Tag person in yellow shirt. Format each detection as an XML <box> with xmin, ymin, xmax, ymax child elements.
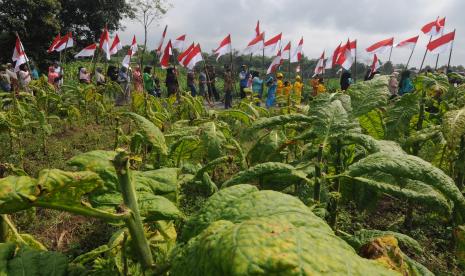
<box><xmin>293</xmin><ymin>75</ymin><xmax>303</xmax><ymax>105</ymax></box>
<box><xmin>283</xmin><ymin>80</ymin><xmax>292</xmax><ymax>96</ymax></box>
<box><xmin>276</xmin><ymin>72</ymin><xmax>284</xmax><ymax>96</ymax></box>
<box><xmin>317</xmin><ymin>77</ymin><xmax>326</xmax><ymax>95</ymax></box>
<box><xmin>310</xmin><ymin>75</ymin><xmax>320</xmax><ymax>97</ymax></box>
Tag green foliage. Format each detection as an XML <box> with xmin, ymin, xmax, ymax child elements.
<box><xmin>172</xmin><ymin>185</ymin><xmax>397</xmax><ymax>275</ymax></box>
<box><xmin>442</xmin><ymin>107</ymin><xmax>465</xmax><ymax>149</ymax></box>
<box><xmin>385</xmin><ymin>93</ymin><xmax>419</xmax><ymax>141</ymax></box>
<box><xmin>122</xmin><ymin>112</ymin><xmax>168</xmax><ymax>155</ymax></box>
<box><xmin>347</xmin><ymin>76</ymin><xmax>390</xmax><ymax>118</ymax></box>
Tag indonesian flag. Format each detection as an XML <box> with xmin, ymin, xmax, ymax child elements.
<box><xmin>349</xmin><ymin>40</ymin><xmax>357</xmax><ymax>57</ymax></box>
<box><xmin>267</xmin><ymin>49</ymin><xmax>283</xmax><ymax>75</ymax></box>
<box><xmin>122</xmin><ymin>36</ymin><xmax>137</xmax><ymax>68</ymax></box>
<box><xmin>243</xmin><ymin>32</ymin><xmax>264</xmax><ymax>55</ymax></box>
<box><xmin>395</xmin><ymin>35</ymin><xmax>419</xmax><ymax>50</ymax></box>
<box><xmin>47</xmin><ymin>34</ymin><xmax>61</xmax><ymax>53</ymax></box>
<box><xmin>263</xmin><ymin>33</ymin><xmax>282</xmax><ymax>56</ymax></box>
<box><xmin>160</xmin><ymin>40</ymin><xmax>173</xmax><ymax>69</ymax></box>
<box><xmin>427</xmin><ymin>30</ymin><xmax>455</xmax><ymax>54</ymax></box>
<box><xmin>156</xmin><ymin>25</ymin><xmax>168</xmax><ymax>53</ymax></box>
<box><xmin>370</xmin><ymin>54</ymin><xmax>382</xmax><ymax>74</ymax></box>
<box><xmin>99</xmin><ymin>27</ymin><xmax>111</xmax><ymax>60</ymax></box>
<box><xmin>281</xmin><ymin>42</ymin><xmax>291</xmax><ymax>60</ymax></box>
<box><xmin>110</xmin><ymin>34</ymin><xmax>123</xmax><ymax>55</ymax></box>
<box><xmin>314</xmin><ymin>51</ymin><xmax>325</xmax><ymax>75</ymax></box>
<box><xmin>337</xmin><ymin>39</ymin><xmax>355</xmax><ymax>70</ymax></box>
<box><xmin>178</xmin><ymin>42</ymin><xmax>195</xmax><ymax>65</ymax></box>
<box><xmin>214</xmin><ymin>34</ymin><xmax>231</xmax><ymax>61</ymax></box>
<box><xmin>12</xmin><ymin>36</ymin><xmax>28</xmax><ymax>72</ymax></box>
<box><xmin>290</xmin><ymin>37</ymin><xmax>304</xmax><ymax>63</ymax></box>
<box><xmin>183</xmin><ymin>44</ymin><xmax>203</xmax><ymax>70</ymax></box>
<box><xmin>54</xmin><ymin>32</ymin><xmax>74</xmax><ymax>52</ymax></box>
<box><xmin>421</xmin><ymin>17</ymin><xmax>446</xmax><ymax>37</ymax></box>
<box><xmin>366</xmin><ymin>37</ymin><xmax>394</xmax><ymax>54</ymax></box>
<box><xmin>325</xmin><ymin>43</ymin><xmax>342</xmax><ymax>69</ymax></box>
<box><xmin>172</xmin><ymin>34</ymin><xmax>186</xmax><ymax>51</ymax></box>
<box><xmin>74</xmin><ymin>43</ymin><xmax>97</xmax><ymax>58</ymax></box>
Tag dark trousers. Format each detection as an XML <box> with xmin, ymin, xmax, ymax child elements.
<box><xmin>208</xmin><ymin>84</ymin><xmax>220</xmax><ymax>101</ymax></box>
<box><xmin>188</xmin><ymin>84</ymin><xmax>196</xmax><ymax>97</ymax></box>
<box><xmin>225</xmin><ymin>90</ymin><xmax>232</xmax><ymax>109</ymax></box>
<box><xmin>240</xmin><ymin>86</ymin><xmax>246</xmax><ymax>99</ymax></box>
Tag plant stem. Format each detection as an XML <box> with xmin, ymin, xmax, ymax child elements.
<box><xmin>413</xmin><ymin>89</ymin><xmax>427</xmax><ymax>155</ymax></box>
<box><xmin>113</xmin><ymin>150</ymin><xmax>154</xmax><ymax>269</ymax></box>
<box><xmin>314</xmin><ymin>144</ymin><xmax>324</xmax><ymax>202</ymax></box>
<box><xmin>329</xmin><ymin>140</ymin><xmax>342</xmax><ymax>229</ymax></box>
<box><xmin>0</xmin><ymin>215</ymin><xmax>8</xmax><ymax>242</ymax></box>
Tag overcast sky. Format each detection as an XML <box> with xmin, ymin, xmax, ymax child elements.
<box><xmin>119</xmin><ymin>0</ymin><xmax>464</xmax><ymax>68</ymax></box>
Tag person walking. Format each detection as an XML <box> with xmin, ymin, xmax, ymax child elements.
<box><xmin>223</xmin><ymin>65</ymin><xmax>234</xmax><ymax>109</ymax></box>
<box><xmin>0</xmin><ymin>65</ymin><xmax>11</xmax><ymax>92</ymax></box>
<box><xmin>132</xmin><ymin>66</ymin><xmax>143</xmax><ymax>92</ymax></box>
<box><xmin>165</xmin><ymin>67</ymin><xmax>179</xmax><ymax>97</ymax></box>
<box><xmin>265</xmin><ymin>76</ymin><xmax>277</xmax><ymax>108</ymax></box>
<box><xmin>388</xmin><ymin>72</ymin><xmax>399</xmax><ymax>98</ymax></box>
<box><xmin>239</xmin><ymin>65</ymin><xmax>249</xmax><ymax>99</ymax></box>
<box><xmin>143</xmin><ymin>66</ymin><xmax>156</xmax><ymax>97</ymax></box>
<box><xmin>293</xmin><ymin>75</ymin><xmax>304</xmax><ymax>105</ymax></box>
<box><xmin>398</xmin><ymin>70</ymin><xmax>414</xmax><ymax>95</ymax></box>
<box><xmin>207</xmin><ymin>65</ymin><xmax>219</xmax><ymax>101</ymax></box>
<box><xmin>117</xmin><ymin>66</ymin><xmax>131</xmax><ymax>105</ymax></box>
<box><xmin>187</xmin><ymin>69</ymin><xmax>197</xmax><ymax>97</ymax></box>
<box><xmin>251</xmin><ymin>71</ymin><xmax>263</xmax><ymax>104</ymax></box>
<box><xmin>199</xmin><ymin>70</ymin><xmax>207</xmax><ymax>98</ymax></box>
<box><xmin>18</xmin><ymin>64</ymin><xmax>32</xmax><ymax>92</ymax></box>
<box><xmin>6</xmin><ymin>63</ymin><xmax>18</xmax><ymax>92</ymax></box>
<box><xmin>340</xmin><ymin>70</ymin><xmax>352</xmax><ymax>91</ymax></box>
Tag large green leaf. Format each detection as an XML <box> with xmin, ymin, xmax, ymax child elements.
<box><xmin>347</xmin><ymin>76</ymin><xmax>390</xmax><ymax>117</ymax></box>
<box><xmin>247</xmin><ymin>130</ymin><xmax>286</xmax><ymax>165</ymax></box>
<box><xmin>6</xmin><ymin>246</ymin><xmax>69</xmax><ymax>276</ymax></box>
<box><xmin>442</xmin><ymin>107</ymin><xmax>465</xmax><ymax>149</ymax></box>
<box><xmin>123</xmin><ymin>112</ymin><xmax>168</xmax><ymax>155</ymax></box>
<box><xmin>0</xmin><ymin>243</ymin><xmax>16</xmax><ymax>275</ymax></box>
<box><xmin>385</xmin><ymin>93</ymin><xmax>419</xmax><ymax>141</ymax></box>
<box><xmin>358</xmin><ymin>109</ymin><xmax>385</xmax><ymax>139</ymax></box>
<box><xmin>250</xmin><ymin>114</ymin><xmax>313</xmax><ymax>130</ymax></box>
<box><xmin>199</xmin><ymin>122</ymin><xmax>227</xmax><ymax>160</ymax></box>
<box><xmin>222</xmin><ymin>162</ymin><xmax>310</xmax><ymax>189</ymax></box>
<box><xmin>137</xmin><ymin>192</ymin><xmax>183</xmax><ymax>222</ymax></box>
<box><xmin>173</xmin><ymin>185</ymin><xmax>397</xmax><ymax>276</ymax></box>
<box><xmin>0</xmin><ymin>176</ymin><xmax>38</xmax><ymax>213</ymax></box>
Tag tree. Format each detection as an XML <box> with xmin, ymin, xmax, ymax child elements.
<box><xmin>59</xmin><ymin>0</ymin><xmax>135</xmax><ymax>44</ymax></box>
<box><xmin>0</xmin><ymin>0</ymin><xmax>61</xmax><ymax>69</ymax></box>
<box><xmin>130</xmin><ymin>0</ymin><xmax>170</xmax><ymax>67</ymax></box>
<box><xmin>383</xmin><ymin>61</ymin><xmax>394</xmax><ymax>75</ymax></box>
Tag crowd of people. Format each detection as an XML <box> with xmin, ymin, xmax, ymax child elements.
<box><xmin>0</xmin><ymin>60</ymin><xmax>418</xmax><ymax>109</ymax></box>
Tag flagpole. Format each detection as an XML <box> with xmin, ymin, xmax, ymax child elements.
<box><xmin>405</xmin><ymin>43</ymin><xmax>416</xmax><ymax>69</ymax></box>
<box><xmin>61</xmin><ymin>33</ymin><xmax>70</xmax><ymax>74</ymax></box>
<box><xmin>434</xmin><ymin>54</ymin><xmax>440</xmax><ymax>71</ymax></box>
<box><xmin>447</xmin><ymin>29</ymin><xmax>456</xmax><ymax>73</ymax></box>
<box><xmin>202</xmin><ymin>54</ymin><xmax>213</xmax><ymax>106</ymax></box>
<box><xmin>288</xmin><ymin>44</ymin><xmax>291</xmax><ymax>79</ymax></box>
<box><xmin>419</xmin><ymin>35</ymin><xmax>433</xmax><ymax>72</ymax></box>
<box><xmin>353</xmin><ymin>42</ymin><xmax>357</xmax><ymax>83</ymax></box>
<box><xmin>388</xmin><ymin>46</ymin><xmax>393</xmax><ymax>63</ymax></box>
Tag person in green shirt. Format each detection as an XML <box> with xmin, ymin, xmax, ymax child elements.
<box><xmin>143</xmin><ymin>66</ymin><xmax>158</xmax><ymax>97</ymax></box>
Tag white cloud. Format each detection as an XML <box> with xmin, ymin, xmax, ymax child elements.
<box><xmin>118</xmin><ymin>0</ymin><xmax>464</xmax><ymax>68</ymax></box>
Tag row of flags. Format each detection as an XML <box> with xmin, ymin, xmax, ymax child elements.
<box><xmin>11</xmin><ymin>17</ymin><xmax>457</xmax><ymax>74</ymax></box>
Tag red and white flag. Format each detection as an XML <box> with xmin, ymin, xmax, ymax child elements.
<box><xmin>74</xmin><ymin>43</ymin><xmax>97</xmax><ymax>58</ymax></box>
<box><xmin>172</xmin><ymin>34</ymin><xmax>186</xmax><ymax>51</ymax></box>
<box><xmin>427</xmin><ymin>30</ymin><xmax>455</xmax><ymax>54</ymax></box>
<box><xmin>122</xmin><ymin>36</ymin><xmax>137</xmax><ymax>68</ymax></box>
<box><xmin>421</xmin><ymin>17</ymin><xmax>446</xmax><ymax>37</ymax></box>
<box><xmin>47</xmin><ymin>34</ymin><xmax>61</xmax><ymax>53</ymax></box>
<box><xmin>370</xmin><ymin>54</ymin><xmax>382</xmax><ymax>74</ymax></box>
<box><xmin>263</xmin><ymin>33</ymin><xmax>282</xmax><ymax>56</ymax></box>
<box><xmin>159</xmin><ymin>40</ymin><xmax>173</xmax><ymax>69</ymax></box>
<box><xmin>243</xmin><ymin>32</ymin><xmax>264</xmax><ymax>55</ymax></box>
<box><xmin>281</xmin><ymin>42</ymin><xmax>291</xmax><ymax>60</ymax></box>
<box><xmin>156</xmin><ymin>25</ymin><xmax>168</xmax><ymax>53</ymax></box>
<box><xmin>366</xmin><ymin>37</ymin><xmax>394</xmax><ymax>54</ymax></box>
<box><xmin>99</xmin><ymin>27</ymin><xmax>111</xmax><ymax>60</ymax></box>
<box><xmin>54</xmin><ymin>32</ymin><xmax>74</xmax><ymax>52</ymax></box>
<box><xmin>337</xmin><ymin>39</ymin><xmax>355</xmax><ymax>70</ymax></box>
<box><xmin>12</xmin><ymin>36</ymin><xmax>28</xmax><ymax>72</ymax></box>
<box><xmin>314</xmin><ymin>51</ymin><xmax>325</xmax><ymax>75</ymax></box>
<box><xmin>395</xmin><ymin>35</ymin><xmax>419</xmax><ymax>50</ymax></box>
<box><xmin>178</xmin><ymin>43</ymin><xmax>195</xmax><ymax>65</ymax></box>
<box><xmin>349</xmin><ymin>40</ymin><xmax>357</xmax><ymax>57</ymax></box>
<box><xmin>110</xmin><ymin>34</ymin><xmax>123</xmax><ymax>55</ymax></box>
<box><xmin>183</xmin><ymin>44</ymin><xmax>203</xmax><ymax>70</ymax></box>
<box><xmin>290</xmin><ymin>37</ymin><xmax>304</xmax><ymax>63</ymax></box>
<box><xmin>325</xmin><ymin>43</ymin><xmax>342</xmax><ymax>69</ymax></box>
<box><xmin>214</xmin><ymin>34</ymin><xmax>232</xmax><ymax>61</ymax></box>
<box><xmin>267</xmin><ymin>49</ymin><xmax>283</xmax><ymax>75</ymax></box>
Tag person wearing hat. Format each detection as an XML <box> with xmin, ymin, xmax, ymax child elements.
<box><xmin>276</xmin><ymin>72</ymin><xmax>284</xmax><ymax>97</ymax></box>
<box><xmin>388</xmin><ymin>72</ymin><xmax>399</xmax><ymax>98</ymax></box>
<box><xmin>239</xmin><ymin>65</ymin><xmax>250</xmax><ymax>99</ymax></box>
<box><xmin>293</xmin><ymin>75</ymin><xmax>304</xmax><ymax>105</ymax></box>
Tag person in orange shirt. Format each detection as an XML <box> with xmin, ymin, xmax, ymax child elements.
<box><xmin>276</xmin><ymin>72</ymin><xmax>284</xmax><ymax>96</ymax></box>
<box><xmin>293</xmin><ymin>75</ymin><xmax>303</xmax><ymax>105</ymax></box>
<box><xmin>316</xmin><ymin>77</ymin><xmax>326</xmax><ymax>95</ymax></box>
<box><xmin>310</xmin><ymin>75</ymin><xmax>320</xmax><ymax>97</ymax></box>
